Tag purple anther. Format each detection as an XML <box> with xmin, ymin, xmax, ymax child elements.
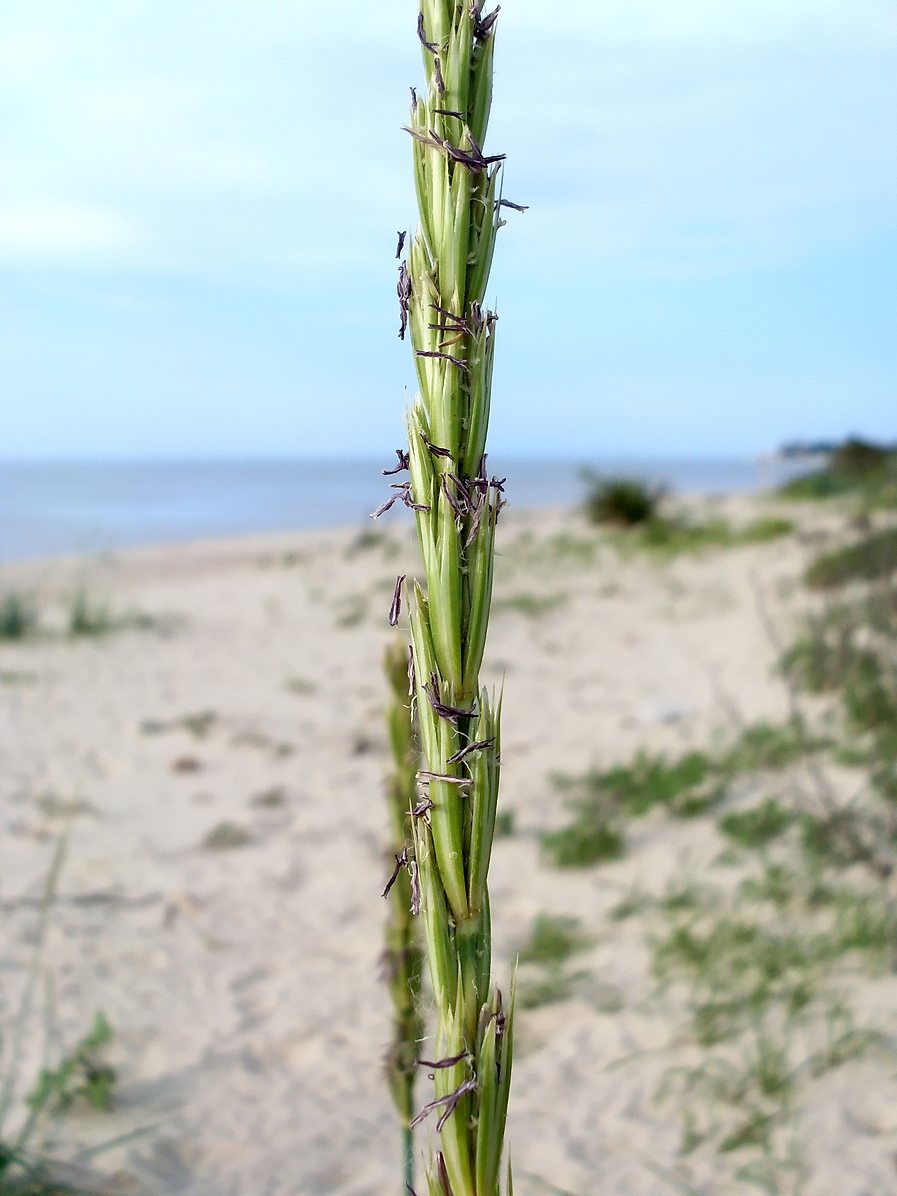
<box><xmin>388</xmin><ymin>575</ymin><xmax>405</xmax><ymax>627</ymax></box>
<box><xmin>371</xmin><ymin>492</ymin><xmax>401</xmax><ymax>520</ymax></box>
<box><xmin>421</xmin><ymin>433</ymin><xmax>453</xmax><ymax>459</ymax></box>
<box><xmin>423</xmin><ymin>675</ymin><xmax>477</xmax><ymax>721</ymax></box>
<box><xmin>397</xmin><ymin>260</ymin><xmax>412</xmax><ymax>340</ymax></box>
<box><xmin>382</xmin><ymin>847</ymin><xmax>409</xmax><ymax>898</ymax></box>
<box><xmin>417</xmin><ymin>12</ymin><xmax>438</xmax><ymax>52</ymax></box>
<box><xmin>446</xmin><ymin>738</ymin><xmax>496</xmax><ymax>764</ymax></box>
<box><xmin>441</xmin><ymin>476</ymin><xmax>468</xmax><ymax>521</ymax></box>
<box><xmin>415</xmin><ymin>350</ymin><xmax>469</xmax><ymax>372</ymax></box>
<box><xmin>382</xmin><ymin>449</ymin><xmax>410</xmax><ymax>476</ymax></box>
<box><xmin>474</xmin><ymin>5</ymin><xmax>501</xmax><ymax>38</ymax></box>
<box><xmin>416</xmin><ymin>1051</ymin><xmax>469</xmax><ymax>1069</ymax></box>
<box><xmin>409</xmin><ymin>1079</ymin><xmax>477</xmax><ymax>1131</ymax></box>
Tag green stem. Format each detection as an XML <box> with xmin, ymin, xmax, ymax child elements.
<box><xmin>404</xmin><ymin>1122</ymin><xmax>415</xmax><ymax>1195</ymax></box>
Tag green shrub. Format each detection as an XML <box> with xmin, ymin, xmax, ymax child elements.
<box><xmin>0</xmin><ymin>594</ymin><xmax>36</xmax><ymax>640</ymax></box>
<box><xmin>779</xmin><ymin>438</ymin><xmax>897</xmax><ymax>504</ymax></box>
<box><xmin>68</xmin><ymin>592</ymin><xmax>115</xmax><ymax>637</ymax></box>
<box><xmin>582</xmin><ymin>474</ymin><xmax>661</xmax><ymax>527</ymax></box>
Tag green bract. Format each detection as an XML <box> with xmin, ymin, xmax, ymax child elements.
<box><xmin>381</xmin><ymin>3</ymin><xmax>516</xmax><ymax>1193</ymax></box>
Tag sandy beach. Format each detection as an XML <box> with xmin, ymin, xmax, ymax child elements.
<box><xmin>2</xmin><ymin>493</ymin><xmax>896</xmax><ymax>1196</ymax></box>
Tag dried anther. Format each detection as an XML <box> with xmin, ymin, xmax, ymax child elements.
<box><xmin>388</xmin><ymin>575</ymin><xmax>405</xmax><ymax>627</ymax></box>
<box><xmin>417</xmin><ymin>1051</ymin><xmax>470</xmax><ymax>1069</ymax></box>
<box><xmin>371</xmin><ymin>493</ymin><xmax>401</xmax><ymax>519</ymax></box>
<box><xmin>410</xmin><ymin>1079</ymin><xmax>478</xmax><ymax>1131</ymax></box>
<box><xmin>441</xmin><ymin>475</ymin><xmax>467</xmax><ymax>521</ymax></box>
<box><xmin>411</xmin><ymin>797</ymin><xmax>435</xmax><ymax>817</ymax></box>
<box><xmin>418</xmin><ymin>771</ymin><xmax>473</xmax><ymax>787</ymax></box>
<box><xmin>417</xmin><ymin>12</ymin><xmax>438</xmax><ymax>52</ymax></box>
<box><xmin>432</xmin><ymin>109</ymin><xmax>464</xmax><ymax>118</ymax></box>
<box><xmin>424</xmin><ymin>674</ymin><xmax>477</xmax><ymax>722</ymax></box>
<box><xmin>397</xmin><ymin>261</ymin><xmax>412</xmax><ymax>340</ymax></box>
<box><xmin>433</xmin><ymin>55</ymin><xmax>446</xmax><ymax>96</ymax></box>
<box><xmin>431</xmin><ymin>303</ymin><xmax>468</xmax><ymax>328</ymax></box>
<box><xmin>447</xmin><ymin>738</ymin><xmax>496</xmax><ymax>763</ymax></box>
<box><xmin>382</xmin><ymin>449</ymin><xmax>410</xmax><ymax>476</ymax></box>
<box><xmin>448</xmin><ymin>473</ymin><xmax>474</xmax><ymax>509</ymax></box>
<box><xmin>498</xmin><ymin>198</ymin><xmax>528</xmax><ymax>212</ymax></box>
<box><xmin>473</xmin><ymin>3</ymin><xmax>501</xmax><ymax>39</ymax></box>
<box><xmin>395</xmin><ymin>230</ymin><xmax>407</xmax><ymax>258</ymax></box>
<box><xmin>415</xmin><ymin>349</ymin><xmax>469</xmax><ymax>372</ymax></box>
<box><xmin>372</xmin><ymin>482</ymin><xmax>430</xmax><ymax>518</ymax></box>
<box><xmin>382</xmin><ymin>846</ymin><xmax>409</xmax><ymax>898</ymax></box>
<box><xmin>402</xmin><ymin>126</ymin><xmax>505</xmax><ymax>174</ymax></box>
<box><xmin>420</xmin><ymin>433</ymin><xmax>453</xmax><ymax>459</ymax></box>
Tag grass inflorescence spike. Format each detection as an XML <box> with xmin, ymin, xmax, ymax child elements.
<box><xmin>376</xmin><ymin>4</ymin><xmax>521</xmax><ymax>1193</ymax></box>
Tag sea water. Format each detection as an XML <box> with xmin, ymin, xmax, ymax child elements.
<box><xmin>0</xmin><ymin>457</ymin><xmax>809</xmax><ymax>562</ymax></box>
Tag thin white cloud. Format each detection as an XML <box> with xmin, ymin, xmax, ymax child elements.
<box><xmin>0</xmin><ymin>203</ymin><xmax>133</xmax><ymax>257</ymax></box>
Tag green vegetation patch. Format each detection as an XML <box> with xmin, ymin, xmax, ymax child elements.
<box><xmin>0</xmin><ymin>593</ymin><xmax>37</xmax><ymax>641</ymax></box>
<box><xmin>517</xmin><ymin>914</ymin><xmax>591</xmax><ymax>1009</ymax></box>
<box><xmin>778</xmin><ymin>437</ymin><xmax>897</xmax><ymax>506</ymax></box>
<box><xmin>492</xmin><ymin>591</ymin><xmax>568</xmax><ymax>618</ymax></box>
<box><xmin>805</xmin><ymin>528</ymin><xmax>897</xmax><ymax>589</ymax></box>
<box><xmin>518</xmin><ymin>914</ymin><xmax>590</xmax><ymax>967</ymax></box>
<box><xmin>580</xmin><ymin>470</ymin><xmax>792</xmax><ymax>557</ymax></box>
<box><xmin>582</xmin><ymin>474</ymin><xmax>661</xmax><ymax>527</ymax></box>
<box><xmin>542</xmin><ymin>721</ymin><xmax>809</xmax><ymax>868</ymax></box>
<box><xmin>629</xmin><ymin>516</ymin><xmax>792</xmax><ymax>556</ymax></box>
<box><xmin>719</xmin><ymin>800</ymin><xmax>795</xmax><ymax>849</ymax></box>
<box><xmin>26</xmin><ymin>1014</ymin><xmax>116</xmax><ymax>1114</ymax></box>
<box><xmin>541</xmin><ymin>820</ymin><xmax>624</xmax><ymax>868</ymax></box>
<box><xmin>202</xmin><ymin>821</ymin><xmax>252</xmax><ymax>850</ymax></box>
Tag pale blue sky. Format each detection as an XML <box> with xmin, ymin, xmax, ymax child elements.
<box><xmin>1</xmin><ymin>0</ymin><xmax>895</xmax><ymax>460</ymax></box>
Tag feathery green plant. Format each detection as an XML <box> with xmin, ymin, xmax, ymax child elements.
<box><xmin>383</xmin><ymin>640</ymin><xmax>425</xmax><ymax>1192</ymax></box>
<box><xmin>377</xmin><ymin>4</ymin><xmax>517</xmax><ymax>1192</ymax></box>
